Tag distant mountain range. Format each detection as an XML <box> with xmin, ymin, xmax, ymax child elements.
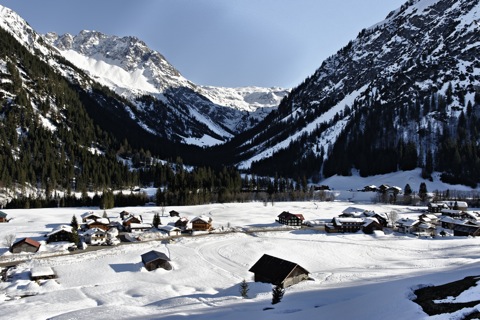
<box><xmin>1</xmin><ymin>0</ymin><xmax>480</xmax><ymax>189</ymax></box>
<box><xmin>45</xmin><ymin>30</ymin><xmax>288</xmax><ymax>146</ymax></box>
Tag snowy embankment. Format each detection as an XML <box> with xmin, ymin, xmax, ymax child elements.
<box><xmin>0</xmin><ymin>201</ymin><xmax>479</xmax><ymax>319</ymax></box>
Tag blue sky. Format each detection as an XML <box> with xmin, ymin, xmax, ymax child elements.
<box><xmin>1</xmin><ymin>0</ymin><xmax>406</xmax><ymax>88</ymax></box>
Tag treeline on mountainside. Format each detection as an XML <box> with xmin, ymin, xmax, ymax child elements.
<box><xmin>0</xmin><ymin>27</ymin><xmax>142</xmax><ymax>194</ymax></box>
<box><xmin>323</xmin><ymin>85</ymin><xmax>480</xmax><ymax>188</ymax></box>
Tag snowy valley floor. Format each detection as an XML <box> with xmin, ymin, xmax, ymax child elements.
<box><xmin>0</xmin><ymin>201</ymin><xmax>479</xmax><ymax>319</ymax></box>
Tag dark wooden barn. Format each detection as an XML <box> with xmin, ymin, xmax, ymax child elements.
<box><xmin>276</xmin><ymin>211</ymin><xmax>305</xmax><ymax>226</ymax></box>
<box><xmin>452</xmin><ymin>224</ymin><xmax>480</xmax><ymax>237</ymax></box>
<box><xmin>11</xmin><ymin>237</ymin><xmax>41</xmax><ymax>253</ymax></box>
<box><xmin>249</xmin><ymin>254</ymin><xmax>309</xmax><ymax>288</ymax></box>
<box><xmin>141</xmin><ymin>250</ymin><xmax>172</xmax><ymax>271</ymax></box>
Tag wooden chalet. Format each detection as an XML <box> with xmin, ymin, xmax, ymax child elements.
<box><xmin>158</xmin><ymin>225</ymin><xmax>181</xmax><ymax>236</ymax></box>
<box><xmin>0</xmin><ymin>211</ymin><xmax>8</xmax><ymax>222</ymax></box>
<box><xmin>191</xmin><ymin>215</ymin><xmax>212</xmax><ymax>231</ymax></box>
<box><xmin>169</xmin><ymin>210</ymin><xmax>180</xmax><ymax>217</ymax></box>
<box><xmin>276</xmin><ymin>211</ymin><xmax>305</xmax><ymax>226</ymax></box>
<box><xmin>395</xmin><ymin>218</ymin><xmax>421</xmax><ymax>234</ymax></box>
<box><xmin>363</xmin><ymin>211</ymin><xmax>388</xmax><ymax>227</ymax></box>
<box><xmin>81</xmin><ymin>211</ymin><xmax>103</xmax><ymax>223</ymax></box>
<box><xmin>123</xmin><ymin>215</ymin><xmax>142</xmax><ymax>230</ymax></box>
<box><xmin>428</xmin><ymin>202</ymin><xmax>449</xmax><ymax>214</ymax></box>
<box><xmin>46</xmin><ymin>225</ymin><xmax>74</xmax><ymax>243</ymax></box>
<box><xmin>129</xmin><ymin>223</ymin><xmax>152</xmax><ymax>232</ymax></box>
<box><xmin>249</xmin><ymin>254</ymin><xmax>309</xmax><ymax>288</ymax></box>
<box><xmin>443</xmin><ymin>201</ymin><xmax>468</xmax><ymax>211</ymax></box>
<box><xmin>30</xmin><ymin>267</ymin><xmax>56</xmax><ymax>281</ymax></box>
<box><xmin>83</xmin><ymin>228</ymin><xmax>107</xmax><ymax>245</ymax></box>
<box><xmin>461</xmin><ymin>211</ymin><xmax>480</xmax><ymax>223</ymax></box>
<box><xmin>141</xmin><ymin>250</ymin><xmax>172</xmax><ymax>271</ymax></box>
<box><xmin>11</xmin><ymin>237</ymin><xmax>41</xmax><ymax>253</ymax></box>
<box><xmin>325</xmin><ymin>217</ymin><xmax>365</xmax><ymax>233</ymax></box>
<box><xmin>174</xmin><ymin>217</ymin><xmax>189</xmax><ymax>229</ymax></box>
<box><xmin>452</xmin><ymin>222</ymin><xmax>480</xmax><ymax>237</ymax></box>
<box><xmin>362</xmin><ymin>219</ymin><xmax>384</xmax><ymax>234</ymax></box>
<box><xmin>86</xmin><ymin>218</ymin><xmax>110</xmax><ymax>231</ymax></box>
<box><xmin>340</xmin><ymin>207</ymin><xmax>365</xmax><ymax>217</ymax></box>
<box><xmin>419</xmin><ymin>213</ymin><xmax>439</xmax><ymax>225</ymax></box>
<box><xmin>358</xmin><ymin>185</ymin><xmax>378</xmax><ymax>192</ymax></box>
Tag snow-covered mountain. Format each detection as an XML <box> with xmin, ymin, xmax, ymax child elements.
<box><xmin>44</xmin><ymin>31</ymin><xmax>288</xmax><ymax>145</ymax></box>
<box><xmin>230</xmin><ymin>0</ymin><xmax>480</xmax><ymax>185</ymax></box>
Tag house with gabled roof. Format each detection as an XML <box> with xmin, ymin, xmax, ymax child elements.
<box><xmin>141</xmin><ymin>250</ymin><xmax>172</xmax><ymax>271</ymax></box>
<box><xmin>11</xmin><ymin>237</ymin><xmax>41</xmax><ymax>253</ymax></box>
<box><xmin>276</xmin><ymin>211</ymin><xmax>304</xmax><ymax>226</ymax></box>
<box><xmin>191</xmin><ymin>215</ymin><xmax>212</xmax><ymax>231</ymax></box>
<box><xmin>451</xmin><ymin>221</ymin><xmax>480</xmax><ymax>237</ymax></box>
<box><xmin>86</xmin><ymin>218</ymin><xmax>110</xmax><ymax>231</ymax></box>
<box><xmin>81</xmin><ymin>211</ymin><xmax>102</xmax><ymax>223</ymax></box>
<box><xmin>158</xmin><ymin>225</ymin><xmax>181</xmax><ymax>236</ymax></box>
<box><xmin>83</xmin><ymin>228</ymin><xmax>107</xmax><ymax>245</ymax></box>
<box><xmin>395</xmin><ymin>218</ymin><xmax>421</xmax><ymax>234</ymax></box>
<box><xmin>123</xmin><ymin>215</ymin><xmax>142</xmax><ymax>231</ymax></box>
<box><xmin>46</xmin><ymin>225</ymin><xmax>74</xmax><ymax>243</ymax></box>
<box><xmin>129</xmin><ymin>223</ymin><xmax>152</xmax><ymax>232</ymax></box>
<box><xmin>249</xmin><ymin>254</ymin><xmax>309</xmax><ymax>288</ymax></box>
<box><xmin>175</xmin><ymin>217</ymin><xmax>189</xmax><ymax>230</ymax></box>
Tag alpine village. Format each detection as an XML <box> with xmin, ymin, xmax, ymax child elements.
<box><xmin>1</xmin><ymin>1</ymin><xmax>480</xmax><ymax>319</ymax></box>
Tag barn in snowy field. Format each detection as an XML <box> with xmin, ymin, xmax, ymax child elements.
<box><xmin>141</xmin><ymin>250</ymin><xmax>172</xmax><ymax>271</ymax></box>
<box><xmin>11</xmin><ymin>237</ymin><xmax>41</xmax><ymax>253</ymax></box>
<box><xmin>249</xmin><ymin>254</ymin><xmax>309</xmax><ymax>288</ymax></box>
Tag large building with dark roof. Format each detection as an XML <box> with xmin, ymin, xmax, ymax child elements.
<box><xmin>249</xmin><ymin>254</ymin><xmax>309</xmax><ymax>288</ymax></box>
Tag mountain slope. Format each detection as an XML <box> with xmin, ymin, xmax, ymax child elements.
<box><xmin>227</xmin><ymin>0</ymin><xmax>480</xmax><ymax>185</ymax></box>
<box><xmin>45</xmin><ymin>31</ymin><xmax>288</xmax><ymax>146</ymax></box>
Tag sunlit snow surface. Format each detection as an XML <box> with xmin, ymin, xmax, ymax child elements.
<box><xmin>1</xmin><ymin>171</ymin><xmax>480</xmax><ymax>320</ymax></box>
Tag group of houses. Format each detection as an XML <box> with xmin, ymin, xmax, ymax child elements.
<box><xmin>396</xmin><ymin>200</ymin><xmax>480</xmax><ymax>237</ymax></box>
<box><xmin>275</xmin><ymin>208</ymin><xmax>387</xmax><ymax>235</ymax></box>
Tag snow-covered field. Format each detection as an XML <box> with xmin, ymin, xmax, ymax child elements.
<box><xmin>0</xmin><ymin>199</ymin><xmax>479</xmax><ymax>319</ymax></box>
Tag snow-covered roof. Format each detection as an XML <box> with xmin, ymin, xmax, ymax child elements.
<box><xmin>31</xmin><ymin>266</ymin><xmax>55</xmax><ymax>278</ymax></box>
<box><xmin>334</xmin><ymin>217</ymin><xmax>365</xmax><ymax>225</ymax></box>
<box><xmin>130</xmin><ymin>223</ymin><xmax>152</xmax><ymax>229</ymax></box>
<box><xmin>81</xmin><ymin>211</ymin><xmax>102</xmax><ymax>219</ymax></box>
<box><xmin>396</xmin><ymin>218</ymin><xmax>420</xmax><ymax>227</ymax></box>
<box><xmin>87</xmin><ymin>218</ymin><xmax>110</xmax><ymax>225</ymax></box>
<box><xmin>83</xmin><ymin>228</ymin><xmax>106</xmax><ymax>236</ymax></box>
<box><xmin>13</xmin><ymin>237</ymin><xmax>41</xmax><ymax>248</ymax></box>
<box><xmin>342</xmin><ymin>207</ymin><xmax>365</xmax><ymax>215</ymax></box>
<box><xmin>47</xmin><ymin>225</ymin><xmax>73</xmax><ymax>237</ymax></box>
<box><xmin>158</xmin><ymin>225</ymin><xmax>181</xmax><ymax>232</ymax></box>
<box><xmin>191</xmin><ymin>215</ymin><xmax>212</xmax><ymax>223</ymax></box>
<box><xmin>363</xmin><ymin>217</ymin><xmax>380</xmax><ymax>226</ymax></box>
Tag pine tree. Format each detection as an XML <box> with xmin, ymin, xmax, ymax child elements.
<box><xmin>419</xmin><ymin>182</ymin><xmax>428</xmax><ymax>202</ymax></box>
<box><xmin>152</xmin><ymin>213</ymin><xmax>161</xmax><ymax>228</ymax></box>
<box><xmin>271</xmin><ymin>285</ymin><xmax>285</xmax><ymax>305</ymax></box>
<box><xmin>70</xmin><ymin>215</ymin><xmax>79</xmax><ymax>231</ymax></box>
<box><xmin>239</xmin><ymin>279</ymin><xmax>249</xmax><ymax>299</ymax></box>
